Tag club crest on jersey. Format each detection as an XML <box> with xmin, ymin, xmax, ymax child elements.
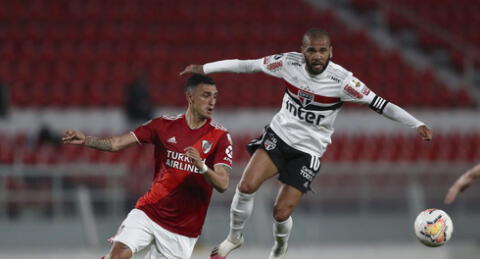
<box><xmin>202</xmin><ymin>140</ymin><xmax>212</xmax><ymax>154</ymax></box>
<box><xmin>298</xmin><ymin>90</ymin><xmax>314</xmax><ymax>106</ymax></box>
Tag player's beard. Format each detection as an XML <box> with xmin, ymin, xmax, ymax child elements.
<box><xmin>306</xmin><ymin>55</ymin><xmax>331</xmax><ymax>75</ymax></box>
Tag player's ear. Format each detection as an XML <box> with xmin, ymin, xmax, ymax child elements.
<box><xmin>329</xmin><ymin>46</ymin><xmax>333</xmax><ymax>58</ymax></box>
<box><xmin>186</xmin><ymin>90</ymin><xmax>193</xmax><ymax>104</ymax></box>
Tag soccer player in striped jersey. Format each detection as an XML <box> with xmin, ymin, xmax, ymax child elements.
<box><xmin>62</xmin><ymin>74</ymin><xmax>233</xmax><ymax>259</ymax></box>
<box><xmin>181</xmin><ymin>28</ymin><xmax>432</xmax><ymax>259</ymax></box>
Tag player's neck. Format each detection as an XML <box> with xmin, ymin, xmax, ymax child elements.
<box><xmin>185</xmin><ymin>109</ymin><xmax>207</xmax><ymax>130</ymax></box>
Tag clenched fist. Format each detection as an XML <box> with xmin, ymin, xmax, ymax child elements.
<box><xmin>62</xmin><ymin>130</ymin><xmax>86</xmax><ymax>145</ymax></box>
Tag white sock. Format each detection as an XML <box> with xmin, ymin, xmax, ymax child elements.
<box><xmin>228</xmin><ymin>187</ymin><xmax>255</xmax><ymax>241</ymax></box>
<box><xmin>273</xmin><ymin>216</ymin><xmax>293</xmax><ymax>249</ymax></box>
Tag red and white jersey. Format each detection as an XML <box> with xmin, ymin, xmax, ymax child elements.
<box><xmin>258</xmin><ymin>52</ymin><xmax>380</xmax><ymax>157</ymax></box>
<box><xmin>131</xmin><ymin>114</ymin><xmax>233</xmax><ymax>237</ymax></box>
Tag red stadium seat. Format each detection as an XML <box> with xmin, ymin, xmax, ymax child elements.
<box><xmin>0</xmin><ymin>0</ymin><xmax>475</xmax><ymax>108</ymax></box>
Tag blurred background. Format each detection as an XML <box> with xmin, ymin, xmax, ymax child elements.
<box><xmin>0</xmin><ymin>0</ymin><xmax>479</xmax><ymax>258</ymax></box>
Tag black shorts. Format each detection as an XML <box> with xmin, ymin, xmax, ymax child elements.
<box><xmin>247</xmin><ymin>126</ymin><xmax>321</xmax><ymax>193</ymax></box>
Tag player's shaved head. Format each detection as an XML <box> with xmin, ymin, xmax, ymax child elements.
<box><xmin>302</xmin><ymin>28</ymin><xmax>331</xmax><ymax>47</ymax></box>
<box><xmin>185</xmin><ymin>74</ymin><xmax>215</xmax><ymax>93</ymax></box>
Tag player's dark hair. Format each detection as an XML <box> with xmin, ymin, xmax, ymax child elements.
<box><xmin>303</xmin><ymin>28</ymin><xmax>331</xmax><ymax>46</ymax></box>
<box><xmin>185</xmin><ymin>74</ymin><xmax>215</xmax><ymax>92</ymax></box>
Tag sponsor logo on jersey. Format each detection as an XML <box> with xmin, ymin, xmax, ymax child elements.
<box><xmin>344</xmin><ymin>85</ymin><xmax>363</xmax><ymax>99</ymax></box>
<box><xmin>285</xmin><ymin>99</ymin><xmax>325</xmax><ymax>125</ymax></box>
<box><xmin>225</xmin><ymin>145</ymin><xmax>233</xmax><ymax>159</ymax></box>
<box><xmin>165</xmin><ymin>150</ymin><xmax>202</xmax><ymax>174</ymax></box>
<box><xmin>330</xmin><ymin>76</ymin><xmax>341</xmax><ymax>83</ymax></box>
<box><xmin>267</xmin><ymin>61</ymin><xmax>283</xmax><ymax>71</ymax></box>
<box><xmin>202</xmin><ymin>140</ymin><xmax>212</xmax><ymax>154</ymax></box>
<box><xmin>223</xmin><ymin>145</ymin><xmax>233</xmax><ymax>164</ymax></box>
<box><xmin>288</xmin><ymin>61</ymin><xmax>302</xmax><ymax>67</ymax></box>
<box><xmin>298</xmin><ymin>90</ymin><xmax>314</xmax><ymax>106</ymax></box>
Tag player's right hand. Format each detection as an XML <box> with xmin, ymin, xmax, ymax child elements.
<box><xmin>416</xmin><ymin>125</ymin><xmax>432</xmax><ymax>141</ymax></box>
<box><xmin>179</xmin><ymin>64</ymin><xmax>205</xmax><ymax>75</ymax></box>
<box><xmin>62</xmin><ymin>130</ymin><xmax>86</xmax><ymax>145</ymax></box>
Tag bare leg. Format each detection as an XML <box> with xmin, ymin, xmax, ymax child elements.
<box><xmin>238</xmin><ymin>148</ymin><xmax>279</xmax><ymax>194</ymax></box>
<box><xmin>269</xmin><ymin>184</ymin><xmax>304</xmax><ymax>259</ymax></box>
<box><xmin>272</xmin><ymin>184</ymin><xmax>303</xmax><ymax>221</ymax></box>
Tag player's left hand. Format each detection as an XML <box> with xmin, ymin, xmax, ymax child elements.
<box><xmin>416</xmin><ymin>125</ymin><xmax>432</xmax><ymax>141</ymax></box>
<box><xmin>184</xmin><ymin>146</ymin><xmax>204</xmax><ymax>169</ymax></box>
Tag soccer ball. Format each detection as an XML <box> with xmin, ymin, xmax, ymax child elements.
<box><xmin>414</xmin><ymin>208</ymin><xmax>453</xmax><ymax>247</ymax></box>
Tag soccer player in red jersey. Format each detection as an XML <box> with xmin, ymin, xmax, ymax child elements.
<box><xmin>62</xmin><ymin>74</ymin><xmax>234</xmax><ymax>259</ymax></box>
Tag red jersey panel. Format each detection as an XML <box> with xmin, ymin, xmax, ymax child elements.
<box><xmin>131</xmin><ymin>114</ymin><xmax>233</xmax><ymax>237</ymax></box>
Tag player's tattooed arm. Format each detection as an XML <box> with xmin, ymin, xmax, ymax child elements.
<box><xmin>62</xmin><ymin>130</ymin><xmax>139</xmax><ymax>152</ymax></box>
<box><xmin>221</xmin><ymin>165</ymin><xmax>232</xmax><ymax>175</ymax></box>
<box><xmin>84</xmin><ymin>136</ymin><xmax>114</xmax><ymax>151</ymax></box>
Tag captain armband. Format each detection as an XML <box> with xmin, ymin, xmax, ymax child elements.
<box><xmin>369</xmin><ymin>95</ymin><xmax>389</xmax><ymax>114</ymax></box>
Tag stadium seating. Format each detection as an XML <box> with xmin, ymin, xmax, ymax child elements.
<box><xmin>1</xmin><ymin>131</ymin><xmax>479</xmax><ymax>166</ymax></box>
<box><xmin>352</xmin><ymin>0</ymin><xmax>480</xmax><ymax>71</ymax></box>
<box><xmin>2</xmin><ymin>131</ymin><xmax>479</xmax><ymax>195</ymax></box>
<box><xmin>0</xmin><ymin>0</ymin><xmax>475</xmax><ymax>108</ymax></box>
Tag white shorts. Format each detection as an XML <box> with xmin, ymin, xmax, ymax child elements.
<box><xmin>112</xmin><ymin>209</ymin><xmax>198</xmax><ymax>259</ymax></box>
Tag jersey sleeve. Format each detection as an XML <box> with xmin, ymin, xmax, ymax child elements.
<box><xmin>211</xmin><ymin>132</ymin><xmax>233</xmax><ymax>169</ymax></box>
<box><xmin>339</xmin><ymin>76</ymin><xmax>389</xmax><ymax>114</ymax></box>
<box><xmin>132</xmin><ymin>119</ymin><xmax>160</xmax><ymax>144</ymax></box>
<box><xmin>257</xmin><ymin>53</ymin><xmax>289</xmax><ymax>79</ymax></box>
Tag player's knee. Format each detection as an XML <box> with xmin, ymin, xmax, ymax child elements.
<box><xmin>273</xmin><ymin>204</ymin><xmax>293</xmax><ymax>222</ymax></box>
<box><xmin>237</xmin><ymin>180</ymin><xmax>257</xmax><ymax>194</ymax></box>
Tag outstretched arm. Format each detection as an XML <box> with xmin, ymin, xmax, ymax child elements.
<box><xmin>365</xmin><ymin>94</ymin><xmax>432</xmax><ymax>141</ymax></box>
<box><xmin>379</xmin><ymin>102</ymin><xmax>433</xmax><ymax>141</ymax></box>
<box><xmin>444</xmin><ymin>163</ymin><xmax>480</xmax><ymax>204</ymax></box>
<box><xmin>184</xmin><ymin>146</ymin><xmax>230</xmax><ymax>193</ymax></box>
<box><xmin>180</xmin><ymin>59</ymin><xmax>262</xmax><ymax>75</ymax></box>
<box><xmin>62</xmin><ymin>130</ymin><xmax>139</xmax><ymax>152</ymax></box>
<box><xmin>341</xmin><ymin>77</ymin><xmax>432</xmax><ymax>141</ymax></box>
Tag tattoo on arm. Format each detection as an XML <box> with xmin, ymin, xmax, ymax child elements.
<box><xmin>222</xmin><ymin>165</ymin><xmax>232</xmax><ymax>175</ymax></box>
<box><xmin>84</xmin><ymin>136</ymin><xmax>114</xmax><ymax>151</ymax></box>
